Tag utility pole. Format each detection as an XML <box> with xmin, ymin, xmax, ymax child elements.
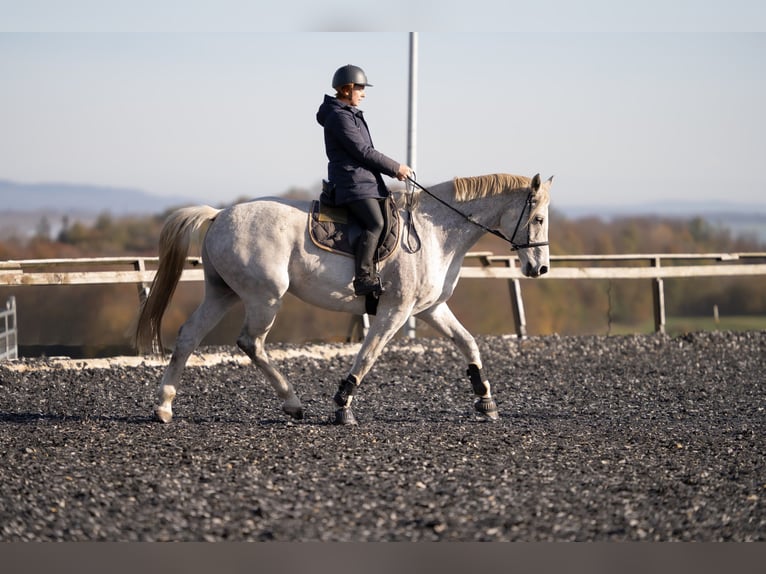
<box><xmin>404</xmin><ymin>32</ymin><xmax>419</xmax><ymax>338</ymax></box>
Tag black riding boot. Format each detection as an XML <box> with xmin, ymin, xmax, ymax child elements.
<box><xmin>353</xmin><ymin>228</ymin><xmax>384</xmax><ymax>297</ymax></box>
<box><xmin>346</xmin><ymin>198</ymin><xmax>386</xmax><ymax>297</ymax></box>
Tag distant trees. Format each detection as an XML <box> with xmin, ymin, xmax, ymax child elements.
<box><xmin>448</xmin><ymin>207</ymin><xmax>765</xmax><ymax>336</ymax></box>
<box><xmin>57</xmin><ymin>213</ymin><xmax>165</xmax><ymax>254</ymax></box>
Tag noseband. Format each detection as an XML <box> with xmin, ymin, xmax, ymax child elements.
<box><xmin>406</xmin><ymin>177</ymin><xmax>549</xmax><ymax>251</ymax></box>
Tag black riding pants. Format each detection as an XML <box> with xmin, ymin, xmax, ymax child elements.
<box><xmin>345</xmin><ymin>197</ymin><xmax>385</xmax><ymax>278</ymax></box>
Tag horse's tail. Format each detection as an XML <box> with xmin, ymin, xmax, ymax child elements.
<box><xmin>134</xmin><ymin>205</ymin><xmax>221</xmax><ymax>354</ymax></box>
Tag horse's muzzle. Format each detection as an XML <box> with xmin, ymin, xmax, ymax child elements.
<box><xmin>524</xmin><ymin>263</ymin><xmax>549</xmax><ymax>278</ymax></box>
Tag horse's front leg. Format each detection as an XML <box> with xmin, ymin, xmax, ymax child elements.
<box><xmin>416</xmin><ymin>302</ymin><xmax>499</xmax><ymax>421</ymax></box>
<box><xmin>332</xmin><ymin>307</ymin><xmax>412</xmax><ymax>425</ymax></box>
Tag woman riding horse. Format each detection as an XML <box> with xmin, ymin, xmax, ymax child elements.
<box><xmin>316</xmin><ymin>64</ymin><xmax>413</xmax><ymax>297</ymax></box>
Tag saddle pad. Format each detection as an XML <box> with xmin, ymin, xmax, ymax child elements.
<box><xmin>308</xmin><ymin>197</ymin><xmax>400</xmax><ymax>262</ymax></box>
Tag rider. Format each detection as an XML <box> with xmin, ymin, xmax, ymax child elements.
<box><xmin>316</xmin><ymin>64</ymin><xmax>413</xmax><ymax>297</ymax></box>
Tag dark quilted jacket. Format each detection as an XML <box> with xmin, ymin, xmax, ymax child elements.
<box><xmin>316</xmin><ymin>94</ymin><xmax>400</xmax><ymax>205</ymax></box>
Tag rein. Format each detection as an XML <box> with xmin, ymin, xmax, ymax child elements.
<box><xmin>405</xmin><ymin>177</ymin><xmax>549</xmax><ymax>251</ymax></box>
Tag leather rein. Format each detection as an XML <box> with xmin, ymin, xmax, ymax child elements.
<box><xmin>405</xmin><ymin>177</ymin><xmax>549</xmax><ymax>251</ymax></box>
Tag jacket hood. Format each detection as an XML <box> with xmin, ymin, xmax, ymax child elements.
<box><xmin>316</xmin><ymin>94</ymin><xmax>353</xmax><ymax>127</ymax></box>
<box><xmin>316</xmin><ymin>94</ymin><xmax>337</xmax><ymax>126</ymax></box>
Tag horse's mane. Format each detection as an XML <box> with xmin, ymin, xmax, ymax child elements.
<box><xmin>452</xmin><ymin>173</ymin><xmax>550</xmax><ymax>224</ymax></box>
<box><xmin>453</xmin><ymin>173</ymin><xmax>531</xmax><ymax>202</ymax></box>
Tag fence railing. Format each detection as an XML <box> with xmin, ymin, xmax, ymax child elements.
<box><xmin>1</xmin><ymin>252</ymin><xmax>765</xmax><ymax>353</ymax></box>
<box><xmin>0</xmin><ymin>295</ymin><xmax>18</xmax><ymax>360</ymax></box>
<box><xmin>0</xmin><ymin>256</ymin><xmax>203</xmax><ymax>285</ymax></box>
<box><xmin>460</xmin><ymin>251</ymin><xmax>766</xmax><ymax>336</ymax></box>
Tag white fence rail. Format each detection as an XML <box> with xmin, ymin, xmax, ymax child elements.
<box><xmin>1</xmin><ymin>252</ymin><xmax>765</xmax><ymax>354</ymax></box>
<box><xmin>0</xmin><ymin>295</ymin><xmax>18</xmax><ymax>360</ymax></box>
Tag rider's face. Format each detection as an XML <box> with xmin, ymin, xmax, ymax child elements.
<box><xmin>350</xmin><ymin>84</ymin><xmax>366</xmax><ymax>106</ymax></box>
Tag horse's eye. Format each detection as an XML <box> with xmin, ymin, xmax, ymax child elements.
<box><xmin>534</xmin><ymin>216</ymin><xmax>544</xmax><ymax>225</ymax></box>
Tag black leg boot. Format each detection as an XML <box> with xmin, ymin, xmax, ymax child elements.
<box><xmin>353</xmin><ymin>229</ymin><xmax>384</xmax><ymax>297</ymax></box>
<box><xmin>333</xmin><ymin>375</ymin><xmax>359</xmax><ymax>425</ymax></box>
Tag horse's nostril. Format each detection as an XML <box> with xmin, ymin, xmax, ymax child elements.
<box><xmin>524</xmin><ymin>263</ymin><xmax>548</xmax><ymax>277</ymax></box>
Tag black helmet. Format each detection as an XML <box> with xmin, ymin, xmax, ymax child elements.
<box><xmin>332</xmin><ymin>64</ymin><xmax>373</xmax><ymax>89</ymax></box>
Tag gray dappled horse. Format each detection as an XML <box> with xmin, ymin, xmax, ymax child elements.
<box><xmin>134</xmin><ymin>173</ymin><xmax>552</xmax><ymax>425</ymax></box>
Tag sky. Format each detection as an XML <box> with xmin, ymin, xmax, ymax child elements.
<box><xmin>1</xmin><ymin>2</ymin><xmax>766</xmax><ymax>212</ymax></box>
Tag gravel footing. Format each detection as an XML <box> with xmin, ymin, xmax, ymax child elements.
<box><xmin>1</xmin><ymin>331</ymin><xmax>764</xmax><ymax>541</ymax></box>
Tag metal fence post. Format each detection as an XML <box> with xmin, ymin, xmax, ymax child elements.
<box><xmin>1</xmin><ymin>295</ymin><xmax>18</xmax><ymax>360</ymax></box>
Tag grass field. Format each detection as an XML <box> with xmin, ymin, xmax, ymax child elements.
<box><xmin>610</xmin><ymin>315</ymin><xmax>766</xmax><ymax>336</ymax></box>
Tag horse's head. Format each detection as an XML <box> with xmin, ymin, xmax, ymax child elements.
<box><xmin>500</xmin><ymin>173</ymin><xmax>552</xmax><ymax>278</ymax></box>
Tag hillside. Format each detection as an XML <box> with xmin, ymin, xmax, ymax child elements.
<box><xmin>0</xmin><ymin>179</ymin><xmax>198</xmax><ymax>240</ymax></box>
<box><xmin>0</xmin><ymin>179</ymin><xmax>195</xmax><ymax>214</ymax></box>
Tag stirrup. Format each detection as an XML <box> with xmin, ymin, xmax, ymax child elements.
<box><xmin>353</xmin><ymin>276</ymin><xmax>385</xmax><ymax>297</ymax></box>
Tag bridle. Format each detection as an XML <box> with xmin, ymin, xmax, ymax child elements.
<box><xmin>405</xmin><ymin>176</ymin><xmax>549</xmax><ymax>251</ymax></box>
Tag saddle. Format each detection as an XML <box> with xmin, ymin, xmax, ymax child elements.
<box><xmin>308</xmin><ymin>195</ymin><xmax>400</xmax><ymax>262</ymax></box>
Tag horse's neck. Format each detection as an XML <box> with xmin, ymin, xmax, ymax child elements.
<box><xmin>415</xmin><ymin>184</ymin><xmax>496</xmax><ymax>256</ymax></box>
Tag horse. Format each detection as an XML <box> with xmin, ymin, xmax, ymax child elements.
<box><xmin>134</xmin><ymin>172</ymin><xmax>552</xmax><ymax>425</ymax></box>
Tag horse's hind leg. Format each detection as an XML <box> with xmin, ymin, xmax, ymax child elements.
<box><xmin>236</xmin><ymin>301</ymin><xmax>303</xmax><ymax>420</ymax></box>
<box><xmin>416</xmin><ymin>302</ymin><xmax>499</xmax><ymax>421</ymax></box>
<box><xmin>155</xmin><ymin>287</ymin><xmax>237</xmax><ymax>423</ymax></box>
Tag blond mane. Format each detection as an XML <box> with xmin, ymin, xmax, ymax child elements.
<box><xmin>453</xmin><ymin>173</ymin><xmax>531</xmax><ymax>202</ymax></box>
<box><xmin>452</xmin><ymin>173</ymin><xmax>550</xmax><ymax>225</ymax></box>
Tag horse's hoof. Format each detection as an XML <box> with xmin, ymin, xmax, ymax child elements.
<box><xmin>333</xmin><ymin>407</ymin><xmax>358</xmax><ymax>426</ymax></box>
<box><xmin>154</xmin><ymin>406</ymin><xmax>173</xmax><ymax>423</ymax></box>
<box><xmin>283</xmin><ymin>405</ymin><xmax>304</xmax><ymax>420</ymax></box>
<box><xmin>474</xmin><ymin>397</ymin><xmax>499</xmax><ymax>422</ymax></box>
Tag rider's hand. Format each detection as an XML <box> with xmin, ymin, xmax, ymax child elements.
<box><xmin>395</xmin><ymin>164</ymin><xmax>414</xmax><ymax>181</ymax></box>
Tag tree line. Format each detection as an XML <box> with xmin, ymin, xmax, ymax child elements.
<box><xmin>1</xmin><ymin>200</ymin><xmax>764</xmax><ymax>357</ymax></box>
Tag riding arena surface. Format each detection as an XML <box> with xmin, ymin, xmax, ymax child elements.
<box><xmin>0</xmin><ymin>331</ymin><xmax>763</xmax><ymax>541</ymax></box>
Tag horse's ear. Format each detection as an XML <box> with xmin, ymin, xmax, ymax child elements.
<box><xmin>546</xmin><ymin>175</ymin><xmax>554</xmax><ymax>184</ymax></box>
<box><xmin>531</xmin><ymin>173</ymin><xmax>541</xmax><ymax>191</ymax></box>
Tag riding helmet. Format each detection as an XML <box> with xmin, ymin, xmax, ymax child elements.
<box><xmin>332</xmin><ymin>65</ymin><xmax>373</xmax><ymax>89</ymax></box>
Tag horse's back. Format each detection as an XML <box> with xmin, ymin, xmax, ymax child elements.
<box><xmin>212</xmin><ymin>197</ymin><xmax>309</xmax><ymax>240</ymax></box>
<box><xmin>204</xmin><ymin>197</ymin><xmax>311</xmax><ymax>273</ymax></box>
